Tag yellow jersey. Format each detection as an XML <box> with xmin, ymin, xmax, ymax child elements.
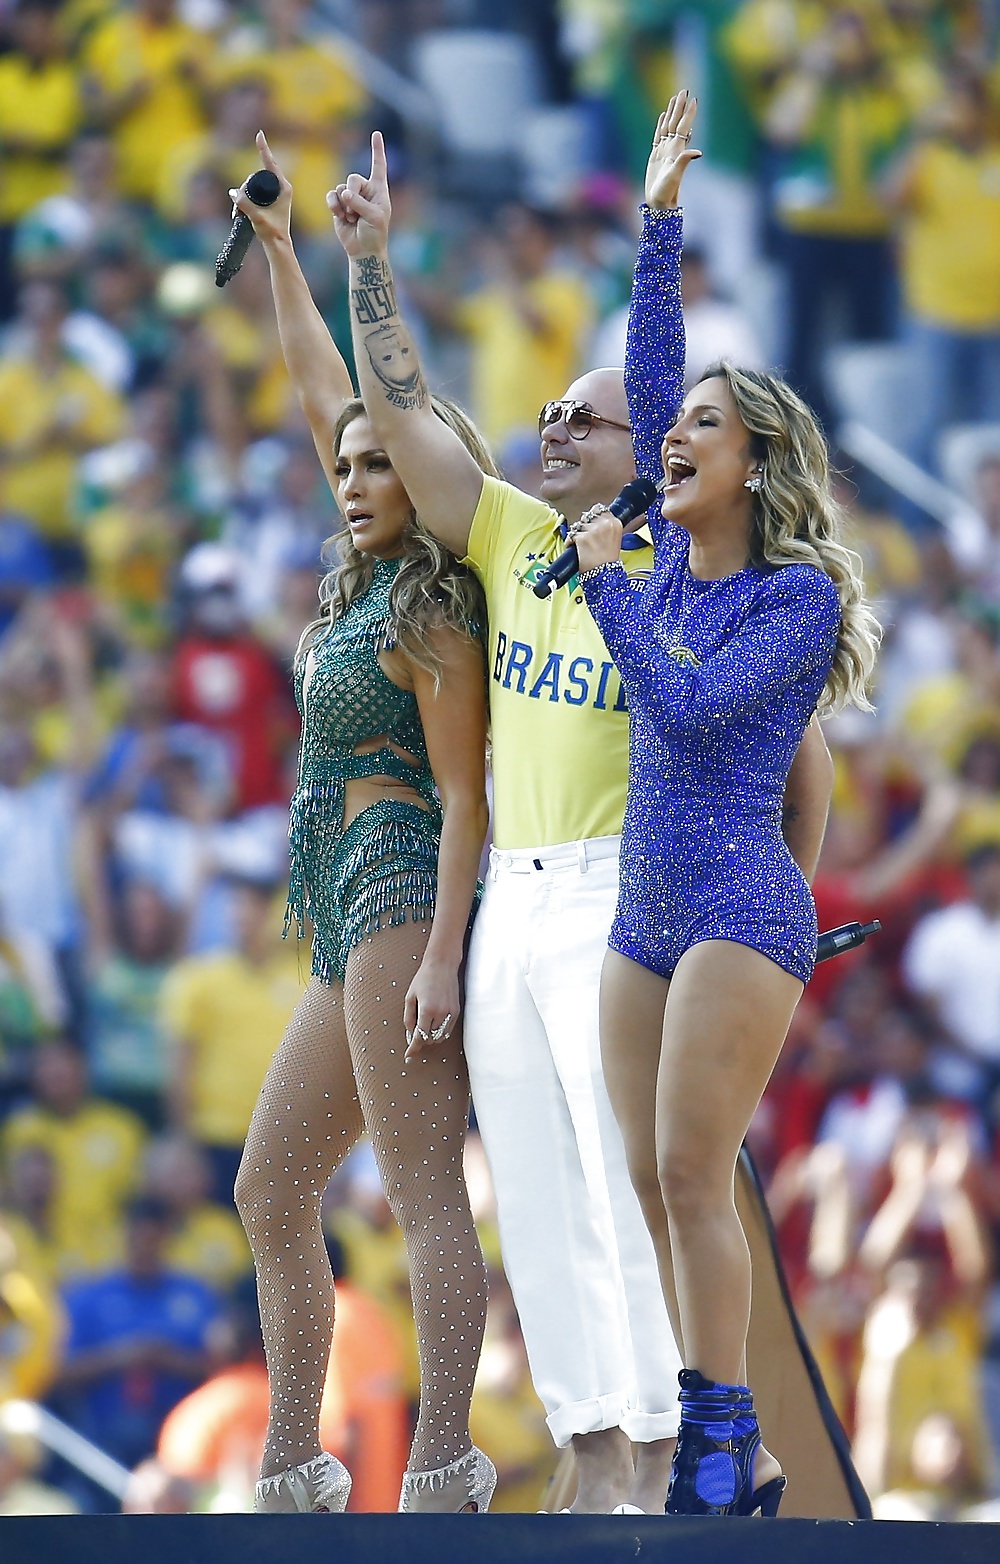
<box><xmin>0</xmin><ymin>355</ymin><xmax>125</xmax><ymax>537</ymax></box>
<box><xmin>901</xmin><ymin>139</ymin><xmax>1000</xmax><ymax>329</ymax></box>
<box><xmin>165</xmin><ymin>1202</ymin><xmax>253</xmax><ymax>1292</ymax></box>
<box><xmin>458</xmin><ymin>273</ymin><xmax>593</xmax><ymax>446</ymax></box>
<box><xmin>0</xmin><ymin>55</ymin><xmax>82</xmax><ymax>222</ymax></box>
<box><xmin>82</xmin><ymin>12</ymin><xmax>207</xmax><ymax>202</ymax></box>
<box><xmin>161</xmin><ymin>950</ymin><xmax>305</xmax><ymax>1147</ymax></box>
<box><xmin>0</xmin><ymin>1100</ymin><xmax>145</xmax><ymax>1275</ymax></box>
<box><xmin>465</xmin><ymin>475</ymin><xmax>654</xmax><ymax>849</ymax></box>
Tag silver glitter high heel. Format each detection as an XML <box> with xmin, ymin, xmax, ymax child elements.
<box><xmin>398</xmin><ymin>1446</ymin><xmax>497</xmax><ymax>1513</ymax></box>
<box><xmin>254</xmin><ymin>1452</ymin><xmax>352</xmax><ymax>1513</ymax></box>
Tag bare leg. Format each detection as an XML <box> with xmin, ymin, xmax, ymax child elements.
<box><xmin>236</xmin><ymin>977</ymin><xmax>364</xmax><ymax>1478</ymax></box>
<box><xmin>655</xmin><ymin>941</ymin><xmax>801</xmax><ymax>1385</ymax></box>
<box><xmin>343</xmin><ymin>921</ymin><xmax>486</xmax><ymax>1496</ymax></box>
<box><xmin>597</xmin><ymin>952</ymin><xmax>678</xmax><ymax>1513</ymax></box>
<box><xmin>600</xmin><ymin>943</ymin><xmax>793</xmax><ymax>1491</ymax></box>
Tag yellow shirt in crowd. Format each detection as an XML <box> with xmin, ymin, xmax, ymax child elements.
<box><xmin>900</xmin><ymin>139</ymin><xmax>1000</xmax><ymax>330</ymax></box>
<box><xmin>0</xmin><ymin>1100</ymin><xmax>146</xmax><ymax>1276</ymax></box>
<box><xmin>465</xmin><ymin>475</ymin><xmax>654</xmax><ymax>849</ymax></box>
<box><xmin>225</xmin><ymin>43</ymin><xmax>365</xmax><ymax>236</ymax></box>
<box><xmin>459</xmin><ymin>274</ymin><xmax>592</xmax><ymax>446</ymax></box>
<box><xmin>82</xmin><ymin>11</ymin><xmax>207</xmax><ymax>202</ymax></box>
<box><xmin>0</xmin><ymin>1258</ymin><xmax>65</xmax><ymax>1402</ymax></box>
<box><xmin>0</xmin><ymin>355</ymin><xmax>125</xmax><ymax>537</ymax></box>
<box><xmin>165</xmin><ymin>1202</ymin><xmax>252</xmax><ymax>1292</ymax></box>
<box><xmin>0</xmin><ymin>54</ymin><xmax>83</xmax><ymax>222</ymax></box>
<box><xmin>161</xmin><ymin>950</ymin><xmax>304</xmax><ymax>1147</ymax></box>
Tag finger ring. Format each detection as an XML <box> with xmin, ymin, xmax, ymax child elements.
<box><xmin>673</xmin><ymin>132</ymin><xmax>692</xmax><ymax>143</ymax></box>
<box><xmin>430</xmin><ymin>1014</ymin><xmax>453</xmax><ymax>1041</ymax></box>
<box><xmin>414</xmin><ymin>1027</ymin><xmax>428</xmax><ymax>1040</ymax></box>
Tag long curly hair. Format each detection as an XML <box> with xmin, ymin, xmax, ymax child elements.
<box><xmin>306</xmin><ymin>396</ymin><xmax>500</xmax><ymax>681</ymax></box>
<box><xmin>700</xmin><ymin>362</ymin><xmax>881</xmax><ymax>713</ymax></box>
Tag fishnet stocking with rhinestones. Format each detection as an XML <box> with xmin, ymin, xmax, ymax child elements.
<box><xmin>236</xmin><ymin>920</ymin><xmax>486</xmax><ymax>1482</ymax></box>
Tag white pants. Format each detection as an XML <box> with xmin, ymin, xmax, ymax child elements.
<box><xmin>464</xmin><ymin>836</ymin><xmax>682</xmax><ymax>1448</ymax></box>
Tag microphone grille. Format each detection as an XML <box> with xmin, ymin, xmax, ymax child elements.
<box><xmin>611</xmin><ymin>477</ymin><xmax>659</xmax><ymax>521</ymax></box>
<box><xmin>245</xmin><ymin>169</ymin><xmax>281</xmax><ymax>207</ymax></box>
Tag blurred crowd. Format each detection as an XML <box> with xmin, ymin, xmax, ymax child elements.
<box><xmin>2</xmin><ymin>0</ymin><xmax>1000</xmax><ymax>1521</ymax></box>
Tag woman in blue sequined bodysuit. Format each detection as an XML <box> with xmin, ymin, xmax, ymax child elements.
<box><xmin>231</xmin><ymin>138</ymin><xmax>498</xmax><ymax>1517</ymax></box>
<box><xmin>571</xmin><ymin>105</ymin><xmax>881</xmax><ymax>1519</ymax></box>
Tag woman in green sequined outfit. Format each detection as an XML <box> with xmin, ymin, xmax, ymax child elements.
<box><xmin>233</xmin><ymin>136</ymin><xmax>499</xmax><ymax>1516</ymax></box>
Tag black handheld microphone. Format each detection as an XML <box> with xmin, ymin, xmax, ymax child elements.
<box><xmin>532</xmin><ymin>477</ymin><xmax>660</xmax><ymax>599</ymax></box>
<box><xmin>215</xmin><ymin>169</ymin><xmax>281</xmax><ymax>287</ymax></box>
<box><xmin>815</xmin><ymin>919</ymin><xmax>881</xmax><ymax>964</ymax></box>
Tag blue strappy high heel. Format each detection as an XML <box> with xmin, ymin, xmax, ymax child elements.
<box><xmin>666</xmin><ymin>1369</ymin><xmax>742</xmax><ymax>1516</ymax></box>
<box><xmin>666</xmin><ymin>1370</ymin><xmax>787</xmax><ymax>1517</ymax></box>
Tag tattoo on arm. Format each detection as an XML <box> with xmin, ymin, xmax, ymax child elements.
<box><xmin>782</xmin><ymin>803</ymin><xmax>801</xmax><ymax>828</ymax></box>
<box><xmin>351</xmin><ymin>255</ymin><xmax>398</xmax><ymax>326</ymax></box>
<box><xmin>352</xmin><ymin>256</ymin><xmax>428</xmax><ymax>411</ymax></box>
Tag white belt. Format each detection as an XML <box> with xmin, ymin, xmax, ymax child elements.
<box><xmin>489</xmin><ymin>835</ymin><xmax>620</xmax><ymax>876</ymax></box>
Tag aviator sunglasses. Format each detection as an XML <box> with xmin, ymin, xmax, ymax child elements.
<box><xmin>538</xmin><ymin>399</ymin><xmax>632</xmax><ymax>441</ymax></box>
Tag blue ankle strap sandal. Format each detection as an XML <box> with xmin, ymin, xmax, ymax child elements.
<box><xmin>666</xmin><ymin>1369</ymin><xmax>742</xmax><ymax>1516</ymax></box>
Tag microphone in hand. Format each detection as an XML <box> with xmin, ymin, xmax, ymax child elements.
<box><xmin>215</xmin><ymin>169</ymin><xmax>281</xmax><ymax>287</ymax></box>
<box><xmin>532</xmin><ymin>478</ymin><xmax>659</xmax><ymax>599</ymax></box>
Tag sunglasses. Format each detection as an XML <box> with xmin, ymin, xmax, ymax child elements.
<box><xmin>538</xmin><ymin>400</ymin><xmax>632</xmax><ymax>441</ymax></box>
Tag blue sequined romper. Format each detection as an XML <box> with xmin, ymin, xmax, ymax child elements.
<box><xmin>285</xmin><ymin>556</ymin><xmax>457</xmax><ymax>984</ymax></box>
<box><xmin>581</xmin><ymin>208</ymin><xmax>841</xmax><ymax>985</ymax></box>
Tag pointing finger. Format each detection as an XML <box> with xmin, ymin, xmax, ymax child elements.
<box><xmin>371</xmin><ymin>129</ymin><xmax>388</xmax><ymax>186</ymax></box>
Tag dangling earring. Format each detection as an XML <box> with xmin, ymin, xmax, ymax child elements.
<box><xmin>744</xmin><ymin>472</ymin><xmax>762</xmax><ymax>493</ymax></box>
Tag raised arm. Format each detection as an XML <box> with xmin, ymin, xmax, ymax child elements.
<box><xmin>329</xmin><ymin>133</ymin><xmax>485</xmax><ymax>558</ymax></box>
<box><xmin>625</xmin><ymin>92</ymin><xmax>701</xmax><ymax>542</ymax></box>
<box><xmin>230</xmin><ymin>132</ymin><xmax>355</xmax><ymax>494</ymax></box>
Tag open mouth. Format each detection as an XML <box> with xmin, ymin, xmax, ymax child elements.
<box><xmin>347</xmin><ymin>511</ymin><xmax>373</xmax><ymax>526</ymax></box>
<box><xmin>665</xmin><ymin>455</ymin><xmax>697</xmax><ymax>490</ymax></box>
<box><xmin>543</xmin><ymin>457</ymin><xmax>578</xmax><ymax>474</ymax></box>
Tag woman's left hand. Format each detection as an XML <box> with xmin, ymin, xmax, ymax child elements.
<box><xmin>403</xmin><ymin>955</ymin><xmax>461</xmax><ymax>1060</ymax></box>
<box><xmin>573</xmin><ymin>505</ymin><xmax>624</xmax><ymax>573</ymax></box>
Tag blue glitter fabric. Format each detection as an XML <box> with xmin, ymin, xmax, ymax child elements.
<box><xmin>285</xmin><ymin>555</ymin><xmax>444</xmax><ymax>983</ymax></box>
<box><xmin>581</xmin><ymin>207</ymin><xmax>841</xmax><ymax>985</ymax></box>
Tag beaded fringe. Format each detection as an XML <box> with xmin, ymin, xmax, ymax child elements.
<box><xmin>284</xmin><ymin>798</ymin><xmax>440</xmax><ymax>983</ymax></box>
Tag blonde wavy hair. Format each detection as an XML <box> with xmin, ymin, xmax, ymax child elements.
<box><xmin>701</xmin><ymin>362</ymin><xmax>881</xmax><ymax>713</ymax></box>
<box><xmin>305</xmin><ymin>396</ymin><xmax>500</xmax><ymax>681</ymax></box>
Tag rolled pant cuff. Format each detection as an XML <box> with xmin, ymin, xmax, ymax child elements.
<box><xmin>622</xmin><ymin>1407</ymin><xmax>681</xmax><ymax>1442</ymax></box>
<box><xmin>546</xmin><ymin>1392</ymin><xmax>629</xmax><ymax>1450</ymax></box>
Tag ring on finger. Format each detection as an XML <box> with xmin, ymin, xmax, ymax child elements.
<box><xmin>413</xmin><ymin>1026</ymin><xmax>429</xmax><ymax>1041</ymax></box>
<box><xmin>430</xmin><ymin>1014</ymin><xmax>453</xmax><ymax>1041</ymax></box>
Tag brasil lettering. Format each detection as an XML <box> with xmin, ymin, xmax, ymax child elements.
<box><xmin>491</xmin><ymin>630</ymin><xmax>628</xmax><ymax>711</ymax></box>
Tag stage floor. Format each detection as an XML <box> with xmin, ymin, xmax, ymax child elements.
<box><xmin>2</xmin><ymin>1514</ymin><xmax>996</xmax><ymax>1564</ymax></box>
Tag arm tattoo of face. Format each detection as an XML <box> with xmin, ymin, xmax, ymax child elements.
<box><xmin>351</xmin><ymin>255</ymin><xmax>397</xmax><ymax>326</ymax></box>
<box><xmin>363</xmin><ymin>323</ymin><xmax>427</xmax><ymax>410</ymax></box>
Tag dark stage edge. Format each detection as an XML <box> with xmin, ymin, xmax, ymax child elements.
<box><xmin>2</xmin><ymin>1514</ymin><xmax>996</xmax><ymax>1564</ymax></box>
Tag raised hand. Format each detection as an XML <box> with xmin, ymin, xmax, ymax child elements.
<box><xmin>645</xmin><ymin>89</ymin><xmax>702</xmax><ymax>210</ymax></box>
<box><xmin>229</xmin><ymin>130</ymin><xmax>294</xmax><ymax>247</ymax></box>
<box><xmin>327</xmin><ymin>130</ymin><xmax>391</xmax><ymax>258</ymax></box>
